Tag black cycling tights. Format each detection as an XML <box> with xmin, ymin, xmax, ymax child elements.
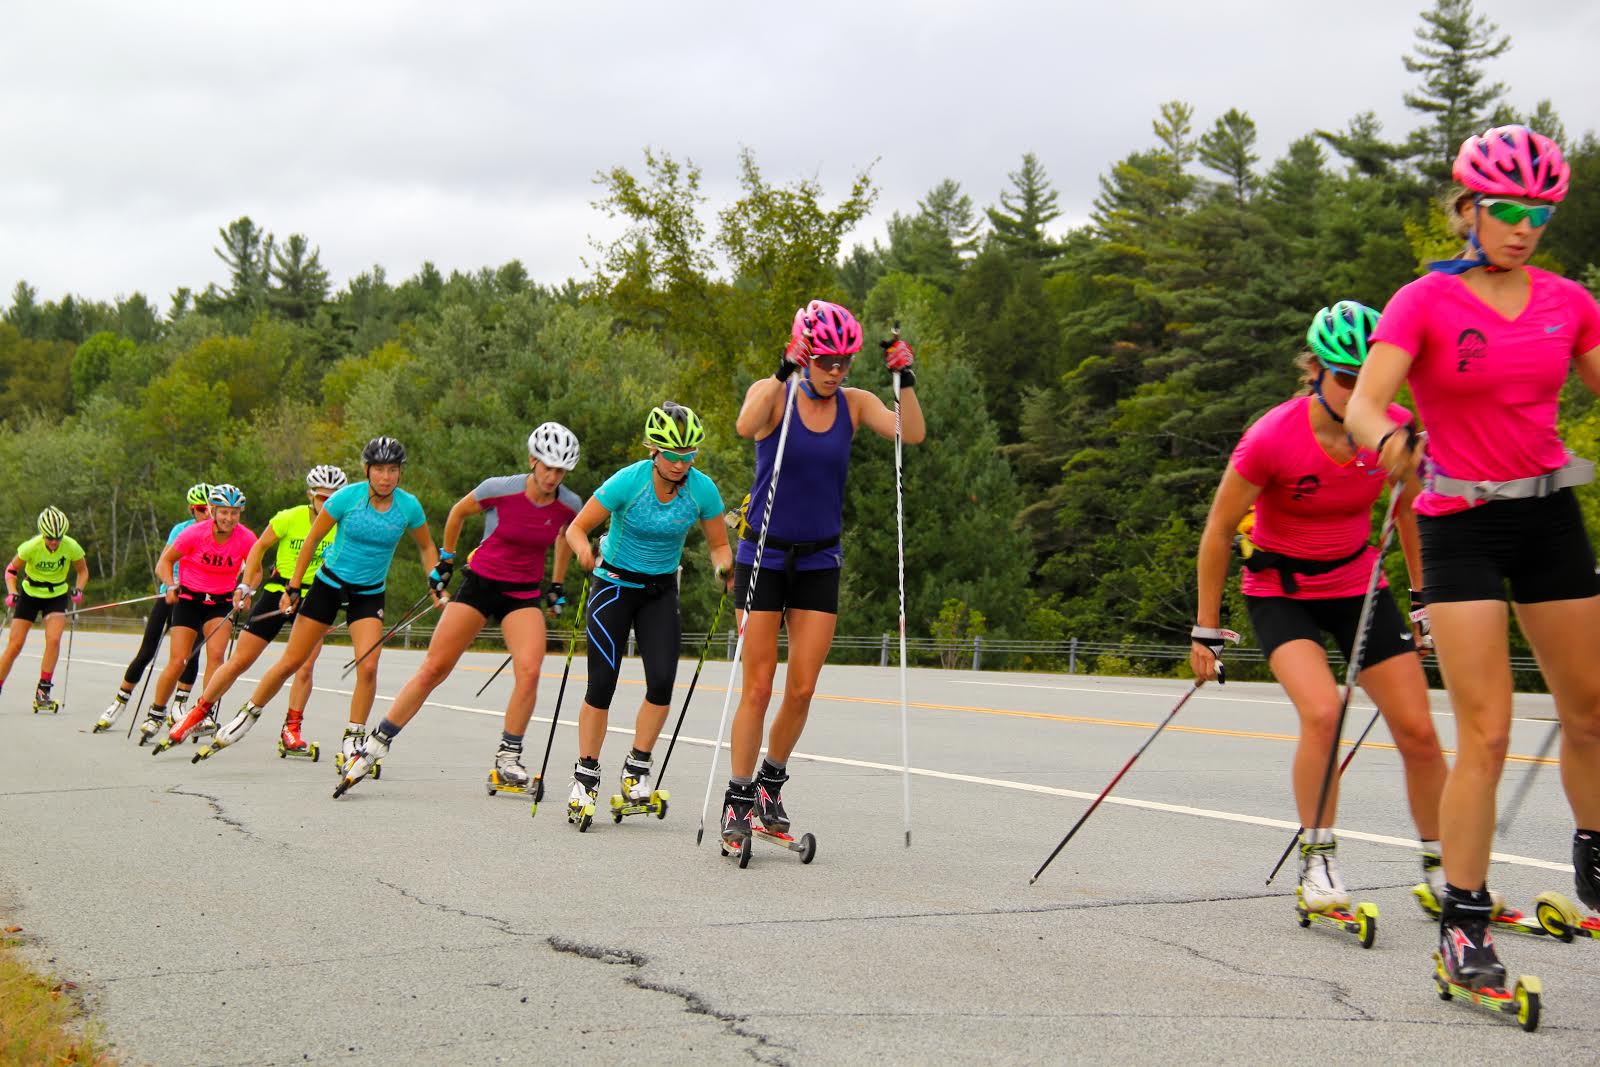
<box><xmin>123</xmin><ymin>600</ymin><xmax>199</xmax><ymax>688</ymax></box>
<box><xmin>583</xmin><ymin>579</ymin><xmax>681</xmax><ymax>709</ymax></box>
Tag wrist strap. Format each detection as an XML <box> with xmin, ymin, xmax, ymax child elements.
<box><xmin>1190</xmin><ymin>626</ymin><xmax>1241</xmax><ymax>643</ymax></box>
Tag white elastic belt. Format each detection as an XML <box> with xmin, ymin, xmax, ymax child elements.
<box><xmin>1428</xmin><ymin>454</ymin><xmax>1595</xmax><ymax>504</ymax></box>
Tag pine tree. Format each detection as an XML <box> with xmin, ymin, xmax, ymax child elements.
<box><xmin>214</xmin><ymin>216</ymin><xmax>274</xmax><ymax>319</ymax></box>
<box><xmin>1402</xmin><ymin>0</ymin><xmax>1511</xmax><ymax>180</ymax></box>
<box><xmin>986</xmin><ymin>153</ymin><xmax>1062</xmax><ymax>262</ymax></box>
<box><xmin>269</xmin><ymin>233</ymin><xmax>331</xmax><ymax>321</ymax></box>
<box><xmin>1317</xmin><ymin>112</ymin><xmax>1410</xmax><ymax>178</ymax></box>
<box><xmin>1197</xmin><ymin>108</ymin><xmax>1260</xmax><ymax>203</ymax></box>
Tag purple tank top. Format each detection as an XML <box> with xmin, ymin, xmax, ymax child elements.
<box><xmin>735</xmin><ymin>384</ymin><xmax>852</xmax><ymax>571</ymax></box>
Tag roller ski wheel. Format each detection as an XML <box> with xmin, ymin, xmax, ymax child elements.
<box><xmin>608</xmin><ymin>788</ymin><xmax>670</xmax><ymax>823</ymax></box>
<box><xmin>486</xmin><ymin>768</ymin><xmax>539</xmax><ymax>798</ymax></box>
<box><xmin>1414</xmin><ymin>884</ymin><xmax>1572</xmax><ymax>941</ymax></box>
<box><xmin>1432</xmin><ymin>954</ymin><xmax>1541</xmax><ymax>1032</ymax></box>
<box><xmin>719</xmin><ymin>834</ymin><xmax>753</xmax><ymax>869</ymax></box>
<box><xmin>32</xmin><ymin>699</ymin><xmax>60</xmax><ymax>715</ymax></box>
<box><xmin>278</xmin><ymin>739</ymin><xmax>320</xmax><ymax>762</ymax></box>
<box><xmin>1293</xmin><ymin>890</ymin><xmax>1377</xmax><ymax>948</ymax></box>
<box><xmin>567</xmin><ymin>797</ymin><xmax>596</xmax><ymax>832</ymax></box>
<box><xmin>751</xmin><ymin>820</ymin><xmax>819</xmax><ymax>865</ymax></box>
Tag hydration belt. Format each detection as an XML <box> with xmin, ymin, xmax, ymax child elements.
<box><xmin>1241</xmin><ymin>542</ymin><xmax>1368</xmax><ymax>595</ymax></box>
<box><xmin>596</xmin><ymin>564</ymin><xmax>678</xmax><ymax>598</ymax></box>
<box><xmin>740</xmin><ymin>529</ymin><xmax>841</xmax><ymax>578</ymax></box>
<box><xmin>1428</xmin><ymin>454</ymin><xmax>1596</xmax><ymax>505</ymax></box>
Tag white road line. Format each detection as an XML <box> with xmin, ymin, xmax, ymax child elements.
<box><xmin>43</xmin><ymin>652</ymin><xmax>1574</xmax><ymax>874</ymax></box>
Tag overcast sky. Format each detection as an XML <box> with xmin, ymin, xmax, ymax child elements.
<box><xmin>3</xmin><ymin>0</ymin><xmax>1597</xmax><ymax>310</ymax></box>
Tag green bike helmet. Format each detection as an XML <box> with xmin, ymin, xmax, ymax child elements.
<box><xmin>643</xmin><ymin>402</ymin><xmax>705</xmax><ymax>451</ymax></box>
<box><xmin>1306</xmin><ymin>301</ymin><xmax>1380</xmax><ymax>374</ymax></box>
<box><xmin>38</xmin><ymin>506</ymin><xmax>69</xmax><ymax>539</ymax></box>
<box><xmin>186</xmin><ymin>483</ymin><xmax>212</xmax><ymax>508</ymax></box>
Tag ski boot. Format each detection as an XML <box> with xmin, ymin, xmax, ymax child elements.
<box><xmin>137</xmin><ymin>706</ymin><xmax>167</xmax><ymax>746</ymax></box>
<box><xmin>566</xmin><ymin>759</ymin><xmax>600</xmax><ymax>831</ymax></box>
<box><xmin>334</xmin><ymin>726</ymin><xmax>379</xmax><ymax>780</ymax></box>
<box><xmin>152</xmin><ymin>702</ymin><xmax>213</xmax><ymax>754</ymax></box>
<box><xmin>1433</xmin><ymin>886</ymin><xmax>1540</xmax><ymax>1030</ymax></box>
<box><xmin>170</xmin><ymin>688</ymin><xmax>191</xmax><ymax>727</ymax></box>
<box><xmin>193</xmin><ymin>703</ymin><xmax>263</xmax><ymax>763</ymax></box>
<box><xmin>94</xmin><ymin>694</ymin><xmax>130</xmax><ymax>733</ymax></box>
<box><xmin>32</xmin><ymin>684</ymin><xmax>59</xmax><ymax>715</ymax></box>
<box><xmin>719</xmin><ymin>781</ymin><xmax>757</xmax><ymax>867</ymax></box>
<box><xmin>1293</xmin><ymin>833</ymin><xmax>1376</xmax><ymax>947</ymax></box>
<box><xmin>333</xmin><ymin>733</ymin><xmax>389</xmax><ymax>799</ymax></box>
<box><xmin>754</xmin><ymin>760</ymin><xmax>790</xmax><ymax>834</ymax></box>
<box><xmin>1412</xmin><ymin>870</ymin><xmax>1564</xmax><ymax>940</ymax></box>
<box><xmin>276</xmin><ymin>709</ymin><xmax>319</xmax><ymax>761</ymax></box>
<box><xmin>486</xmin><ymin>742</ymin><xmax>535</xmax><ymax>798</ymax></box>
<box><xmin>609</xmin><ymin>750</ymin><xmax>667</xmax><ymax>822</ymax></box>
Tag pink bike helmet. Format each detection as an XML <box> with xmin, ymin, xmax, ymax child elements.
<box><xmin>1452</xmin><ymin>125</ymin><xmax>1569</xmax><ymax>203</ymax></box>
<box><xmin>792</xmin><ymin>300</ymin><xmax>863</xmax><ymax>356</ymax></box>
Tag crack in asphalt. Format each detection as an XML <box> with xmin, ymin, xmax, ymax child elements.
<box><xmin>707</xmin><ymin>882</ymin><xmax>1423</xmax><ymax>928</ymax></box>
<box><xmin>1140</xmin><ymin>933</ymin><xmax>1373</xmax><ymax>1021</ymax></box>
<box><xmin>96</xmin><ymin>939</ymin><xmax>509</xmax><ymax>983</ymax></box>
<box><xmin>165</xmin><ymin>786</ymin><xmax>253</xmax><ymax>837</ymax></box>
<box><xmin>547</xmin><ymin>936</ymin><xmax>796</xmax><ymax>1066</ymax></box>
<box><xmin>372</xmin><ymin>878</ymin><xmax>542</xmax><ymax>938</ymax></box>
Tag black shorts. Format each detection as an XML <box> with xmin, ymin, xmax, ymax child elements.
<box><xmin>731</xmin><ymin>564</ymin><xmax>841</xmax><ymax>615</ymax></box>
<box><xmin>1246</xmin><ymin>588</ymin><xmax>1417</xmax><ymax>668</ymax></box>
<box><xmin>452</xmin><ymin>568</ymin><xmax>542</xmax><ymax>624</ymax></box>
<box><xmin>171</xmin><ymin>590</ymin><xmax>233</xmax><ymax>632</ymax></box>
<box><xmin>1420</xmin><ymin>488</ymin><xmax>1600</xmax><ymax>604</ymax></box>
<box><xmin>13</xmin><ymin>590</ymin><xmax>68</xmax><ymax>623</ymax></box>
<box><xmin>244</xmin><ymin>586</ymin><xmax>292</xmax><ymax>641</ymax></box>
<box><xmin>297</xmin><ymin>572</ymin><xmax>386</xmax><ymax>626</ymax></box>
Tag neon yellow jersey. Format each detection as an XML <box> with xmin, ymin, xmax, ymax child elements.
<box><xmin>16</xmin><ymin>534</ymin><xmax>85</xmax><ymax>597</ymax></box>
<box><xmin>264</xmin><ymin>505</ymin><xmax>335</xmax><ymax>590</ymax></box>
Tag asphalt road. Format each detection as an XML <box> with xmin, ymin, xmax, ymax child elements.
<box><xmin>2</xmin><ymin>630</ymin><xmax>1598</xmax><ymax>1065</ymax></box>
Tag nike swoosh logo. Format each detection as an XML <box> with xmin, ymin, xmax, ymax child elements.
<box><xmin>1546</xmin><ymin>324</ymin><xmax>1563</xmax><ymax>333</ymax></box>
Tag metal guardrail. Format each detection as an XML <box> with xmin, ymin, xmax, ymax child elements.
<box><xmin>76</xmin><ymin>613</ymin><xmax>1546</xmax><ymax>677</ymax></box>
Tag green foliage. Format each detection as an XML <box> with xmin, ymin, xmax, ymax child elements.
<box><xmin>930</xmin><ymin>599</ymin><xmax>987</xmax><ymax>670</ymax></box>
<box><xmin>1402</xmin><ymin>0</ymin><xmax>1510</xmax><ymax>179</ymax></box>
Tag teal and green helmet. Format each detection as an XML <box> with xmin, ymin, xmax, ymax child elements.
<box><xmin>1306</xmin><ymin>301</ymin><xmax>1380</xmax><ymax>374</ymax></box>
<box><xmin>644</xmin><ymin>402</ymin><xmax>705</xmax><ymax>451</ymax></box>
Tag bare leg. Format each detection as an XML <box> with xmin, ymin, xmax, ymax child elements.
<box><xmin>763</xmin><ymin>609</ymin><xmax>836</xmax><ymax>764</ymax></box>
<box><xmin>1358</xmin><ymin>651</ymin><xmax>1446</xmax><ymax>839</ymax></box>
<box><xmin>383</xmin><ymin>601</ymin><xmax>485</xmax><ymax>729</ymax></box>
<box><xmin>730</xmin><ymin>610</ymin><xmax>783</xmax><ymax>779</ymax></box>
<box><xmin>1515</xmin><ymin>595</ymin><xmax>1600</xmax><ymax>828</ymax></box>
<box><xmin>0</xmin><ymin>618</ymin><xmax>34</xmax><ymax>685</ymax></box>
<box><xmin>499</xmin><ymin>607</ymin><xmax>546</xmax><ymax>737</ymax></box>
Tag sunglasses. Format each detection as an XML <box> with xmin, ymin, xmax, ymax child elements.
<box><xmin>1481</xmin><ymin>198</ymin><xmax>1556</xmax><ymax>228</ymax></box>
<box><xmin>1329</xmin><ymin>369</ymin><xmax>1359</xmax><ymax>386</ymax></box>
<box><xmin>659</xmin><ymin>448</ymin><xmax>697</xmax><ymax>464</ymax></box>
<box><xmin>812</xmin><ymin>354</ymin><xmax>853</xmax><ymax>373</ymax></box>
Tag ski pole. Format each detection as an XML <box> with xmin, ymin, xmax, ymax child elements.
<box><xmin>889</xmin><ymin>324</ymin><xmax>913</xmax><ymax>848</ymax></box>
<box><xmin>66</xmin><ymin>592</ymin><xmax>163</xmax><ymax>618</ymax></box>
<box><xmin>1030</xmin><ymin>680</ymin><xmax>1209</xmax><ymax>885</ymax></box>
<box><xmin>1497</xmin><ymin>721</ymin><xmax>1562</xmax><ymax>835</ymax></box>
<box><xmin>656</xmin><ymin>586</ymin><xmax>729</xmax><ymax>790</ymax></box>
<box><xmin>476</xmin><ymin>654</ymin><xmax>513</xmax><ymax>698</ymax></box>
<box><xmin>530</xmin><ymin>577</ymin><xmax>589</xmax><ymax>814</ymax></box>
<box><xmin>1263</xmin><ymin>704</ymin><xmax>1385</xmax><ymax>885</ymax></box>
<box><xmin>61</xmin><ymin>605</ymin><xmax>77</xmax><ymax>716</ymax></box>
<box><xmin>1271</xmin><ymin>487</ymin><xmax>1405</xmax><ymax>885</ymax></box>
<box><xmin>340</xmin><ymin>591</ymin><xmax>435</xmax><ymax>677</ymax></box>
<box><xmin>698</xmin><ymin>375</ymin><xmax>801</xmax><ymax>846</ymax></box>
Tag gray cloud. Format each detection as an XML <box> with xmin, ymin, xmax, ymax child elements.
<box><xmin>3</xmin><ymin>0</ymin><xmax>1597</xmax><ymax>307</ymax></box>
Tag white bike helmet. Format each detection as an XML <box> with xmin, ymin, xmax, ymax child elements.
<box><xmin>528</xmin><ymin>422</ymin><xmax>580</xmax><ymax>470</ymax></box>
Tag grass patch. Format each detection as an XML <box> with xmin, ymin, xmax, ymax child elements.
<box><xmin>0</xmin><ymin>925</ymin><xmax>116</xmax><ymax>1066</ymax></box>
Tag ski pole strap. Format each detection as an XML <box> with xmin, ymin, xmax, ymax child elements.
<box><xmin>1239</xmin><ymin>542</ymin><xmax>1369</xmax><ymax>595</ymax></box>
<box><xmin>739</xmin><ymin>529</ymin><xmax>841</xmax><ymax>578</ymax></box>
<box><xmin>1427</xmin><ymin>454</ymin><xmax>1594</xmax><ymax>505</ymax></box>
<box><xmin>1190</xmin><ymin>626</ymin><xmax>1240</xmax><ymax>682</ymax></box>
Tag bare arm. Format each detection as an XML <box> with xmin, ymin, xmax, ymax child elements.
<box><xmin>442</xmin><ymin>492</ymin><xmax>482</xmax><ymax>556</ymax></box>
<box><xmin>851</xmin><ymin>386</ymin><xmax>926</xmax><ymax>444</ymax></box>
<box><xmin>1347</xmin><ymin>342</ymin><xmax>1420</xmax><ymax>480</ymax></box>
<box><xmin>565</xmin><ymin>497</ymin><xmax>611</xmax><ymax>572</ymax></box>
<box><xmin>242</xmin><ymin>525</ymin><xmax>278</xmax><ymax>591</ymax></box>
<box><xmin>701</xmin><ymin>516</ymin><xmax>733</xmax><ymax>586</ymax></box>
<box><xmin>1195</xmin><ymin>466</ymin><xmax>1262</xmax><ymax>631</ymax></box>
<box><xmin>72</xmin><ymin>557</ymin><xmax>89</xmax><ymax>594</ymax></box>
<box><xmin>3</xmin><ymin>555</ymin><xmax>20</xmax><ymax>597</ymax></box>
<box><xmin>736</xmin><ymin>378</ymin><xmax>787</xmax><ymax>440</ymax></box>
<box><xmin>1576</xmin><ymin>343</ymin><xmax>1600</xmax><ymax>396</ymax></box>
<box><xmin>552</xmin><ymin>525</ymin><xmax>573</xmax><ymax>583</ymax></box>
<box><xmin>409</xmin><ymin>522</ymin><xmax>440</xmax><ymax>577</ymax></box>
<box><xmin>1394</xmin><ymin>484</ymin><xmax>1424</xmax><ymax>592</ymax></box>
<box><xmin>155</xmin><ymin>542</ymin><xmax>184</xmax><ymax>590</ymax></box>
<box><xmin>289</xmin><ymin>508</ymin><xmax>337</xmax><ymax>588</ymax></box>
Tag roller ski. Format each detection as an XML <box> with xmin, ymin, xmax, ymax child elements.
<box><xmin>31</xmin><ymin>685</ymin><xmax>59</xmax><ymax>715</ymax></box>
<box><xmin>333</xmin><ymin>726</ymin><xmax>379</xmax><ymax>780</ymax></box>
<box><xmin>1412</xmin><ymin>878</ymin><xmax>1573</xmax><ymax>942</ymax></box>
<box><xmin>93</xmin><ymin>694</ymin><xmax>129</xmax><ymax>733</ymax></box>
<box><xmin>276</xmin><ymin>710</ymin><xmax>320</xmax><ymax>761</ymax></box>
<box><xmin>332</xmin><ymin>733</ymin><xmax>388</xmax><ymax>799</ymax></box>
<box><xmin>136</xmin><ymin>707</ymin><xmax>167</xmax><ymax>746</ymax></box>
<box><xmin>609</xmin><ymin>750</ymin><xmax>668</xmax><ymax>822</ymax></box>
<box><xmin>151</xmin><ymin>703</ymin><xmax>216</xmax><ymax>755</ymax></box>
<box><xmin>1292</xmin><ymin>834</ymin><xmax>1375</xmax><ymax>947</ymax></box>
<box><xmin>564</xmin><ymin>759</ymin><xmax>599</xmax><ymax>832</ymax></box>
<box><xmin>486</xmin><ymin>742</ymin><xmax>537</xmax><ymax>798</ymax></box>
<box><xmin>193</xmin><ymin>702</ymin><xmax>266</xmax><ymax>764</ymax></box>
<box><xmin>1433</xmin><ymin>889</ymin><xmax>1540</xmax><ymax>1031</ymax></box>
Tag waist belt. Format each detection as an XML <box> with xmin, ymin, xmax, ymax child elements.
<box><xmin>177</xmin><ymin>585</ymin><xmax>229</xmax><ymax>605</ymax></box>
<box><xmin>597</xmin><ymin>564</ymin><xmax>677</xmax><ymax>598</ymax></box>
<box><xmin>741</xmin><ymin>530</ymin><xmax>841</xmax><ymax>578</ymax></box>
<box><xmin>1428</xmin><ymin>455</ymin><xmax>1595</xmax><ymax>505</ymax></box>
<box><xmin>1241</xmin><ymin>542</ymin><xmax>1369</xmax><ymax>595</ymax></box>
<box><xmin>463</xmin><ymin>566</ymin><xmax>542</xmax><ymax>594</ymax></box>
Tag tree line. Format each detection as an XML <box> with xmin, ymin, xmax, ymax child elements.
<box><xmin>4</xmin><ymin>1</ymin><xmax>1597</xmax><ymax>676</ymax></box>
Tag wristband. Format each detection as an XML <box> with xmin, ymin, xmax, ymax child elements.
<box><xmin>439</xmin><ymin>549</ymin><xmax>455</xmax><ymax>562</ymax></box>
<box><xmin>897</xmin><ymin>367</ymin><xmax>917</xmax><ymax>390</ymax></box>
<box><xmin>1377</xmin><ymin>424</ymin><xmax>1416</xmax><ymax>456</ymax></box>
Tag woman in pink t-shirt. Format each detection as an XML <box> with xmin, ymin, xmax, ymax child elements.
<box><xmin>1349</xmin><ymin>126</ymin><xmax>1600</xmax><ymax>991</ymax></box>
<box><xmin>1192</xmin><ymin>302</ymin><xmax>1445</xmax><ymax>916</ymax></box>
<box><xmin>148</xmin><ymin>484</ymin><xmax>257</xmax><ymax>748</ymax></box>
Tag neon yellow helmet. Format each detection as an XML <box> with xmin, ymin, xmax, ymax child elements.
<box><xmin>643</xmin><ymin>402</ymin><xmax>705</xmax><ymax>451</ymax></box>
<box><xmin>38</xmin><ymin>506</ymin><xmax>69</xmax><ymax>539</ymax></box>
<box><xmin>186</xmin><ymin>483</ymin><xmax>212</xmax><ymax>508</ymax></box>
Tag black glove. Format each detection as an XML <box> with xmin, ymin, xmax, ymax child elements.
<box><xmin>776</xmin><ymin>336</ymin><xmax>809</xmax><ymax>382</ymax></box>
<box><xmin>1190</xmin><ymin>626</ymin><xmax>1241</xmax><ymax>684</ymax></box>
<box><xmin>429</xmin><ymin>555</ymin><xmax>454</xmax><ymax>595</ymax></box>
<box><xmin>543</xmin><ymin>580</ymin><xmax>566</xmax><ymax>616</ymax></box>
<box><xmin>1408</xmin><ymin>589</ymin><xmax>1433</xmax><ymax>651</ymax></box>
<box><xmin>284</xmin><ymin>585</ymin><xmax>302</xmax><ymax>614</ymax></box>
